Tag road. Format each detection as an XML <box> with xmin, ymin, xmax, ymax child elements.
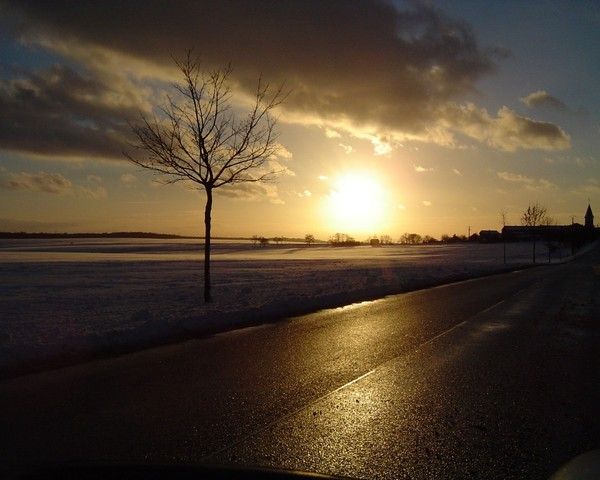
<box><xmin>1</xmin><ymin>246</ymin><xmax>599</xmax><ymax>479</ymax></box>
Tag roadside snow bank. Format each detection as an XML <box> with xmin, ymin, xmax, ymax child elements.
<box><xmin>0</xmin><ymin>240</ymin><xmax>570</xmax><ymax>376</ymax></box>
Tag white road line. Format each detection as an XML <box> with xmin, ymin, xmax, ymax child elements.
<box><xmin>202</xmin><ymin>294</ymin><xmax>515</xmax><ymax>462</ymax></box>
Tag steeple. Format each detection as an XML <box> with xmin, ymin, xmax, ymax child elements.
<box><xmin>585</xmin><ymin>203</ymin><xmax>594</xmax><ymax>229</ymax></box>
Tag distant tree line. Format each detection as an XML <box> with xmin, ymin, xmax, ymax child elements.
<box><xmin>0</xmin><ymin>231</ymin><xmax>197</xmax><ymax>239</ymax></box>
<box><xmin>251</xmin><ymin>235</ymin><xmax>271</xmax><ymax>247</ymax></box>
<box><xmin>330</xmin><ymin>232</ymin><xmax>477</xmax><ymax>246</ymax></box>
<box><xmin>398</xmin><ymin>233</ymin><xmax>476</xmax><ymax>245</ymax></box>
<box><xmin>250</xmin><ymin>234</ymin><xmax>322</xmax><ymax>246</ymax></box>
<box><xmin>329</xmin><ymin>233</ymin><xmax>361</xmax><ymax>247</ymax></box>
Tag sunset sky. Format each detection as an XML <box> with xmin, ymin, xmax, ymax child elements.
<box><xmin>0</xmin><ymin>1</ymin><xmax>598</xmax><ymax>239</ymax></box>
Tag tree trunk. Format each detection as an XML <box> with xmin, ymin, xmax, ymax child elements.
<box><xmin>204</xmin><ymin>187</ymin><xmax>213</xmax><ymax>303</ymax></box>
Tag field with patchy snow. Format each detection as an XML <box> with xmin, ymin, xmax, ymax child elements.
<box><xmin>0</xmin><ymin>238</ymin><xmax>573</xmax><ymax>375</ymax></box>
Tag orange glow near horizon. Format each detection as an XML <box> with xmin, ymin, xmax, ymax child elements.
<box><xmin>325</xmin><ymin>171</ymin><xmax>389</xmax><ymax>237</ymax></box>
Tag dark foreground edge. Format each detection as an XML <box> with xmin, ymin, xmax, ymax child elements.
<box><xmin>13</xmin><ymin>463</ymin><xmax>350</xmax><ymax>480</ymax></box>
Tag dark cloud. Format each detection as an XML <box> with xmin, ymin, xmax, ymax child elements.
<box><xmin>2</xmin><ymin>2</ymin><xmax>493</xmax><ymax>132</ymax></box>
<box><xmin>520</xmin><ymin>90</ymin><xmax>567</xmax><ymax>111</ymax></box>
<box><xmin>0</xmin><ymin>63</ymin><xmax>145</xmax><ymax>159</ymax></box>
<box><xmin>0</xmin><ymin>0</ymin><xmax>571</xmax><ymax>154</ymax></box>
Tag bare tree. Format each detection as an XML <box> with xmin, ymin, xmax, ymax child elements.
<box><xmin>521</xmin><ymin>202</ymin><xmax>548</xmax><ymax>263</ymax></box>
<box><xmin>541</xmin><ymin>216</ymin><xmax>555</xmax><ymax>226</ymax></box>
<box><xmin>126</xmin><ymin>52</ymin><xmax>285</xmax><ymax>302</ymax></box>
<box><xmin>304</xmin><ymin>234</ymin><xmax>315</xmax><ymax>246</ymax></box>
<box><xmin>400</xmin><ymin>232</ymin><xmax>422</xmax><ymax>245</ymax></box>
<box><xmin>379</xmin><ymin>234</ymin><xmax>392</xmax><ymax>245</ymax></box>
<box><xmin>329</xmin><ymin>233</ymin><xmax>358</xmax><ymax>246</ymax></box>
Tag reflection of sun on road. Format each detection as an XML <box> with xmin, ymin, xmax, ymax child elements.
<box><xmin>326</xmin><ymin>172</ymin><xmax>387</xmax><ymax>236</ymax></box>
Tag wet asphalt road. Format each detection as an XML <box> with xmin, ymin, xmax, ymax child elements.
<box><xmin>1</xmin><ymin>247</ymin><xmax>599</xmax><ymax>479</ymax></box>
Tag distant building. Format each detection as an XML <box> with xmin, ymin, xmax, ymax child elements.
<box><xmin>502</xmin><ymin>224</ymin><xmax>579</xmax><ymax>242</ymax></box>
<box><xmin>585</xmin><ymin>203</ymin><xmax>594</xmax><ymax>229</ymax></box>
<box><xmin>478</xmin><ymin>230</ymin><xmax>502</xmax><ymax>243</ymax></box>
<box><xmin>501</xmin><ymin>204</ymin><xmax>597</xmax><ymax>244</ymax></box>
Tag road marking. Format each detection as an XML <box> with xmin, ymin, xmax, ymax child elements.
<box><xmin>479</xmin><ymin>299</ymin><xmax>506</xmax><ymax>314</ymax></box>
<box><xmin>329</xmin><ymin>369</ymin><xmax>376</xmax><ymax>395</ymax></box>
<box><xmin>200</xmin><ymin>368</ymin><xmax>376</xmax><ymax>463</ymax></box>
<box><xmin>412</xmin><ymin>299</ymin><xmax>509</xmax><ymax>355</ymax></box>
<box><xmin>416</xmin><ymin>320</ymin><xmax>468</xmax><ymax>351</ymax></box>
<box><xmin>201</xmin><ymin>295</ymin><xmax>515</xmax><ymax>462</ymax></box>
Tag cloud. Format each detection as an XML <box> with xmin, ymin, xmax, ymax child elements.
<box><xmin>520</xmin><ymin>90</ymin><xmax>567</xmax><ymax>111</ymax></box>
<box><xmin>0</xmin><ymin>1</ymin><xmax>493</xmax><ymax>148</ymax></box>
<box><xmin>297</xmin><ymin>190</ymin><xmax>312</xmax><ymax>198</ymax></box>
<box><xmin>325</xmin><ymin>128</ymin><xmax>341</xmax><ymax>139</ymax></box>
<box><xmin>318</xmin><ymin>175</ymin><xmax>328</xmax><ymax>181</ymax></box>
<box><xmin>0</xmin><ymin>64</ymin><xmax>146</xmax><ymax>160</ymax></box>
<box><xmin>120</xmin><ymin>173</ymin><xmax>137</xmax><ymax>185</ymax></box>
<box><xmin>264</xmin><ymin>159</ymin><xmax>295</xmax><ymax>178</ymax></box>
<box><xmin>422</xmin><ymin>200</ymin><xmax>432</xmax><ymax>206</ymax></box>
<box><xmin>216</xmin><ymin>181</ymin><xmax>284</xmax><ymax>204</ymax></box>
<box><xmin>452</xmin><ymin>168</ymin><xmax>462</xmax><ymax>176</ymax></box>
<box><xmin>497</xmin><ymin>171</ymin><xmax>532</xmax><ymax>183</ymax></box>
<box><xmin>1</xmin><ymin>170</ymin><xmax>73</xmax><ymax>194</ymax></box>
<box><xmin>371</xmin><ymin>137</ymin><xmax>393</xmax><ymax>156</ymax></box>
<box><xmin>271</xmin><ymin>143</ymin><xmax>293</xmax><ymax>160</ymax></box>
<box><xmin>414</xmin><ymin>165</ymin><xmax>434</xmax><ymax>173</ymax></box>
<box><xmin>87</xmin><ymin>174</ymin><xmax>102</xmax><ymax>183</ymax></box>
<box><xmin>338</xmin><ymin>143</ymin><xmax>353</xmax><ymax>154</ymax></box>
<box><xmin>444</xmin><ymin>104</ymin><xmax>571</xmax><ymax>151</ymax></box>
<box><xmin>497</xmin><ymin>171</ymin><xmax>557</xmax><ymax>191</ymax></box>
<box><xmin>78</xmin><ymin>185</ymin><xmax>107</xmax><ymax>199</ymax></box>
<box><xmin>0</xmin><ymin>1</ymin><xmax>572</xmax><ymax>158</ymax></box>
<box><xmin>572</xmin><ymin>178</ymin><xmax>600</xmax><ymax>196</ymax></box>
<box><xmin>0</xmin><ymin>168</ymin><xmax>110</xmax><ymax>198</ymax></box>
<box><xmin>397</xmin><ymin>203</ymin><xmax>406</xmax><ymax>210</ymax></box>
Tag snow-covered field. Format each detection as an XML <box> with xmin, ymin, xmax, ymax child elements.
<box><xmin>0</xmin><ymin>238</ymin><xmax>571</xmax><ymax>375</ymax></box>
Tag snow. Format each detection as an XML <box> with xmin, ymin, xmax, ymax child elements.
<box><xmin>0</xmin><ymin>238</ymin><xmax>571</xmax><ymax>375</ymax></box>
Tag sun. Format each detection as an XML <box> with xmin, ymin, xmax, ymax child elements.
<box><xmin>326</xmin><ymin>172</ymin><xmax>387</xmax><ymax>235</ymax></box>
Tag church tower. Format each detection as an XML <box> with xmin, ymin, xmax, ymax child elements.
<box><xmin>585</xmin><ymin>203</ymin><xmax>594</xmax><ymax>229</ymax></box>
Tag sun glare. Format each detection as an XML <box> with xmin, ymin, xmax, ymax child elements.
<box><xmin>326</xmin><ymin>172</ymin><xmax>387</xmax><ymax>235</ymax></box>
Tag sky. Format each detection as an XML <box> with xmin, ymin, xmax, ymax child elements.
<box><xmin>0</xmin><ymin>0</ymin><xmax>598</xmax><ymax>239</ymax></box>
